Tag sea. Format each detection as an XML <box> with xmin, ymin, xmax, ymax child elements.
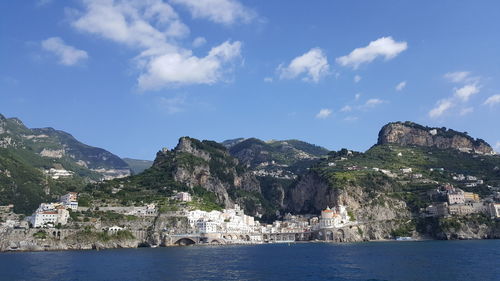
<box><xmin>0</xmin><ymin>240</ymin><xmax>499</xmax><ymax>281</ymax></box>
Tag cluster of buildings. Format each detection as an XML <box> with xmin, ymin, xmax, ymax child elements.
<box><xmin>183</xmin><ymin>203</ymin><xmax>354</xmax><ymax>241</ymax></box>
<box><xmin>27</xmin><ymin>192</ymin><xmax>79</xmax><ymax>228</ymax></box>
<box><xmin>45</xmin><ymin>168</ymin><xmax>74</xmax><ymax>179</ymax></box>
<box><xmin>451</xmin><ymin>173</ymin><xmax>485</xmax><ymax>188</ymax></box>
<box><xmin>187</xmin><ymin>204</ymin><xmax>257</xmax><ymax>234</ymax></box>
<box><xmin>98</xmin><ymin>203</ymin><xmax>157</xmax><ymax>217</ymax></box>
<box><xmin>424</xmin><ymin>185</ymin><xmax>500</xmax><ymax>218</ymax></box>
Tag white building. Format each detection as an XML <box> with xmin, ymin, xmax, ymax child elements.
<box><xmin>187</xmin><ymin>204</ymin><xmax>258</xmax><ymax>234</ymax></box>
<box><xmin>46</xmin><ymin>168</ymin><xmax>74</xmax><ymax>179</ymax></box>
<box><xmin>488</xmin><ymin>203</ymin><xmax>500</xmax><ymax>218</ymax></box>
<box><xmin>400</xmin><ymin>168</ymin><xmax>413</xmax><ymax>174</ymax></box>
<box><xmin>60</xmin><ymin>192</ymin><xmax>78</xmax><ymax>210</ymax></box>
<box><xmin>447</xmin><ymin>190</ymin><xmax>465</xmax><ymax>205</ymax></box>
<box><xmin>318</xmin><ymin>205</ymin><xmax>350</xmax><ymax>229</ymax></box>
<box><xmin>466</xmin><ymin>175</ymin><xmax>478</xmax><ymax>181</ymax></box>
<box><xmin>108</xmin><ymin>225</ymin><xmax>124</xmax><ymax>233</ymax></box>
<box><xmin>196</xmin><ymin>220</ymin><xmax>218</xmax><ymax>233</ymax></box>
<box><xmin>176</xmin><ymin>192</ymin><xmax>192</xmax><ymax>202</ymax></box>
<box><xmin>29</xmin><ymin>208</ymin><xmax>69</xmax><ymax>228</ymax></box>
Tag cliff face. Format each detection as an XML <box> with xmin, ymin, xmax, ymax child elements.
<box><xmin>377</xmin><ymin>122</ymin><xmax>494</xmax><ymax>154</ymax></box>
<box><xmin>287</xmin><ymin>171</ymin><xmax>411</xmax><ymax>221</ymax></box>
<box><xmin>151</xmin><ymin>137</ymin><xmax>264</xmax><ymax>214</ymax></box>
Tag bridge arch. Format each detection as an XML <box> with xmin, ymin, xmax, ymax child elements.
<box><xmin>335</xmin><ymin>229</ymin><xmax>345</xmax><ymax>242</ymax></box>
<box><xmin>174</xmin><ymin>238</ymin><xmax>196</xmax><ymax>246</ymax></box>
<box><xmin>325</xmin><ymin>230</ymin><xmax>334</xmax><ymax>241</ymax></box>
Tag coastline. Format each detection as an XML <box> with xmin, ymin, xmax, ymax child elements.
<box><xmin>1</xmin><ymin>236</ymin><xmax>498</xmax><ymax>254</ymax></box>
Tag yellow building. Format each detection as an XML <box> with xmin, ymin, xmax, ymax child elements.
<box><xmin>463</xmin><ymin>192</ymin><xmax>480</xmax><ymax>202</ymax></box>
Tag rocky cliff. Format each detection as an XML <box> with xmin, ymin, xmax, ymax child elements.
<box><xmin>377</xmin><ymin>121</ymin><xmax>494</xmax><ymax>154</ymax></box>
<box><xmin>125</xmin><ymin>137</ymin><xmax>266</xmax><ymax>216</ymax></box>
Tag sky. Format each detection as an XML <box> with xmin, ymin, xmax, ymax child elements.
<box><xmin>1</xmin><ymin>0</ymin><xmax>500</xmax><ymax>160</ymax></box>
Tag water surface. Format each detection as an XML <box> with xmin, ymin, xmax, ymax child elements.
<box><xmin>1</xmin><ymin>240</ymin><xmax>499</xmax><ymax>281</ymax></box>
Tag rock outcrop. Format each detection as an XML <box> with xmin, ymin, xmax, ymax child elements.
<box><xmin>150</xmin><ymin>137</ymin><xmax>264</xmax><ymax>214</ymax></box>
<box><xmin>378</xmin><ymin>121</ymin><xmax>494</xmax><ymax>154</ymax></box>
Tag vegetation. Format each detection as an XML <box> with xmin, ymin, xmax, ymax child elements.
<box><xmin>390</xmin><ymin>221</ymin><xmax>415</xmax><ymax>237</ymax></box>
<box><xmin>0</xmin><ymin>114</ymin><xmax>130</xmax><ymax>214</ymax></box>
<box><xmin>33</xmin><ymin>230</ymin><xmax>47</xmax><ymax>239</ymax></box>
<box><xmin>76</xmin><ymin>227</ymin><xmax>135</xmax><ymax>242</ymax></box>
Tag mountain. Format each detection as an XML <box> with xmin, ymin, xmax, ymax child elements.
<box><xmin>0</xmin><ymin>114</ymin><xmax>131</xmax><ymax>214</ymax></box>
<box><xmin>226</xmin><ymin>138</ymin><xmax>329</xmax><ymax>175</ymax></box>
<box><xmin>4</xmin><ymin>117</ymin><xmax>499</xmax><ymax>238</ymax></box>
<box><xmin>378</xmin><ymin>121</ymin><xmax>494</xmax><ymax>155</ymax></box>
<box><xmin>285</xmin><ymin>121</ymin><xmax>500</xmax><ymax>238</ymax></box>
<box><xmin>90</xmin><ymin>137</ymin><xmax>273</xmax><ymax>218</ymax></box>
<box><xmin>123</xmin><ymin>158</ymin><xmax>153</xmax><ymax>174</ymax></box>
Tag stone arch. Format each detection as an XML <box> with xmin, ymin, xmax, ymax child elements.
<box><xmin>174</xmin><ymin>238</ymin><xmax>196</xmax><ymax>246</ymax></box>
<box><xmin>211</xmin><ymin>239</ymin><xmax>221</xmax><ymax>244</ymax></box>
<box><xmin>239</xmin><ymin>235</ymin><xmax>245</xmax><ymax>240</ymax></box>
<box><xmin>245</xmin><ymin>235</ymin><xmax>250</xmax><ymax>241</ymax></box>
<box><xmin>326</xmin><ymin>230</ymin><xmax>334</xmax><ymax>241</ymax></box>
<box><xmin>335</xmin><ymin>229</ymin><xmax>345</xmax><ymax>242</ymax></box>
<box><xmin>295</xmin><ymin>233</ymin><xmax>302</xmax><ymax>241</ymax></box>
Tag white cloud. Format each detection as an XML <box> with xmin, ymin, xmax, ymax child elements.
<box><xmin>171</xmin><ymin>0</ymin><xmax>256</xmax><ymax>25</ymax></box>
<box><xmin>340</xmin><ymin>105</ymin><xmax>352</xmax><ymax>112</ymax></box>
<box><xmin>460</xmin><ymin>107</ymin><xmax>474</xmax><ymax>116</ymax></box>
<box><xmin>278</xmin><ymin>48</ymin><xmax>330</xmax><ymax>83</ymax></box>
<box><xmin>336</xmin><ymin>36</ymin><xmax>407</xmax><ymax>69</ymax></box>
<box><xmin>354</xmin><ymin>75</ymin><xmax>361</xmax><ymax>83</ymax></box>
<box><xmin>454</xmin><ymin>84</ymin><xmax>479</xmax><ymax>102</ymax></box>
<box><xmin>316</xmin><ymin>108</ymin><xmax>332</xmax><ymax>119</ymax></box>
<box><xmin>139</xmin><ymin>40</ymin><xmax>241</xmax><ymax>89</ymax></box>
<box><xmin>72</xmin><ymin>0</ymin><xmax>242</xmax><ymax>90</ymax></box>
<box><xmin>192</xmin><ymin>36</ymin><xmax>207</xmax><ymax>48</ymax></box>
<box><xmin>41</xmin><ymin>37</ymin><xmax>88</xmax><ymax>66</ymax></box>
<box><xmin>354</xmin><ymin>93</ymin><xmax>361</xmax><ymax>101</ymax></box>
<box><xmin>429</xmin><ymin>99</ymin><xmax>453</xmax><ymax>118</ymax></box>
<box><xmin>363</xmin><ymin>98</ymin><xmax>384</xmax><ymax>108</ymax></box>
<box><xmin>263</xmin><ymin>77</ymin><xmax>273</xmax><ymax>83</ymax></box>
<box><xmin>444</xmin><ymin>71</ymin><xmax>471</xmax><ymax>83</ymax></box>
<box><xmin>395</xmin><ymin>81</ymin><xmax>406</xmax><ymax>91</ymax></box>
<box><xmin>484</xmin><ymin>94</ymin><xmax>500</xmax><ymax>106</ymax></box>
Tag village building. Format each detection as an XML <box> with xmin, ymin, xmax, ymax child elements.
<box><xmin>425</xmin><ymin>202</ymin><xmax>449</xmax><ymax>217</ymax></box>
<box><xmin>29</xmin><ymin>208</ymin><xmax>69</xmax><ymax>228</ymax></box>
<box><xmin>60</xmin><ymin>192</ymin><xmax>78</xmax><ymax>210</ymax></box>
<box><xmin>463</xmin><ymin>192</ymin><xmax>480</xmax><ymax>203</ymax></box>
<box><xmin>318</xmin><ymin>205</ymin><xmax>350</xmax><ymax>229</ymax></box>
<box><xmin>175</xmin><ymin>192</ymin><xmax>192</xmax><ymax>202</ymax></box>
<box><xmin>108</xmin><ymin>226</ymin><xmax>124</xmax><ymax>233</ymax></box>
<box><xmin>488</xmin><ymin>203</ymin><xmax>500</xmax><ymax>218</ymax></box>
<box><xmin>447</xmin><ymin>189</ymin><xmax>465</xmax><ymax>205</ymax></box>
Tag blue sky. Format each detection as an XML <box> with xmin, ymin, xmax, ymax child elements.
<box><xmin>1</xmin><ymin>0</ymin><xmax>500</xmax><ymax>160</ymax></box>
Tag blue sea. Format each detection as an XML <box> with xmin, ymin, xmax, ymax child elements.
<box><xmin>0</xmin><ymin>240</ymin><xmax>499</xmax><ymax>281</ymax></box>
